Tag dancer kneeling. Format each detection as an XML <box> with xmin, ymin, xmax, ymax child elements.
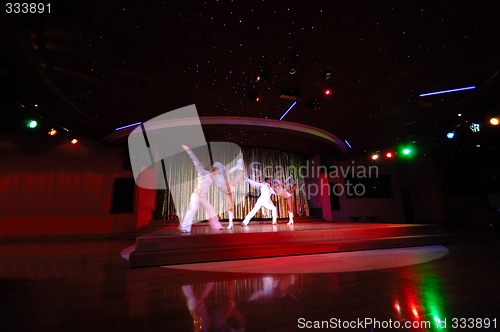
<box><xmin>272</xmin><ymin>175</ymin><xmax>298</xmax><ymax>225</ymax></box>
<box><xmin>241</xmin><ymin>177</ymin><xmax>277</xmax><ymax>226</ymax></box>
<box><xmin>180</xmin><ymin>145</ymin><xmax>224</xmax><ymax>233</ymax></box>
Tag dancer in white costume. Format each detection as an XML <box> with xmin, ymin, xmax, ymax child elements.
<box><xmin>272</xmin><ymin>175</ymin><xmax>298</xmax><ymax>225</ymax></box>
<box><xmin>180</xmin><ymin>145</ymin><xmax>223</xmax><ymax>233</ymax></box>
<box><xmin>211</xmin><ymin>160</ymin><xmax>245</xmax><ymax>230</ymax></box>
<box><xmin>241</xmin><ymin>177</ymin><xmax>277</xmax><ymax>225</ymax></box>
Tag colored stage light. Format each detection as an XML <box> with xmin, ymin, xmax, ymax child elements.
<box><xmin>490</xmin><ymin>117</ymin><xmax>499</xmax><ymax>125</ymax></box>
<box><xmin>115</xmin><ymin>122</ymin><xmax>142</xmax><ymax>131</ymax></box>
<box><xmin>48</xmin><ymin>128</ymin><xmax>57</xmax><ymax>136</ymax></box>
<box><xmin>386</xmin><ymin>152</ymin><xmax>393</xmax><ymax>158</ymax></box>
<box><xmin>418</xmin><ymin>86</ymin><xmax>476</xmax><ymax>97</ymax></box>
<box><xmin>344</xmin><ymin>140</ymin><xmax>352</xmax><ymax>148</ymax></box>
<box><xmin>248</xmin><ymin>91</ymin><xmax>261</xmax><ymax>102</ymax></box>
<box><xmin>371</xmin><ymin>154</ymin><xmax>379</xmax><ymax>160</ymax></box>
<box><xmin>447</xmin><ymin>132</ymin><xmax>455</xmax><ymax>139</ymax></box>
<box><xmin>279</xmin><ymin>101</ymin><xmax>297</xmax><ymax>121</ymax></box>
<box><xmin>324</xmin><ymin>89</ymin><xmax>331</xmax><ymax>96</ymax></box>
<box><xmin>28</xmin><ymin>120</ymin><xmax>37</xmax><ymax>128</ymax></box>
<box><xmin>403</xmin><ymin>148</ymin><xmax>411</xmax><ymax>155</ymax></box>
<box><xmin>322</xmin><ymin>65</ymin><xmax>332</xmax><ymax>80</ymax></box>
<box><xmin>70</xmin><ymin>137</ymin><xmax>78</xmax><ymax>144</ymax></box>
<box><xmin>254</xmin><ymin>69</ymin><xmax>269</xmax><ymax>81</ymax></box>
<box><xmin>469</xmin><ymin>123</ymin><xmax>480</xmax><ymax>132</ymax></box>
<box><xmin>288</xmin><ymin>55</ymin><xmax>298</xmax><ymax>74</ymax></box>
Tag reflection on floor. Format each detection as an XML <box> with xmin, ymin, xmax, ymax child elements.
<box><xmin>0</xmin><ymin>230</ymin><xmax>499</xmax><ymax>332</ymax></box>
<box><xmin>122</xmin><ymin>244</ymin><xmax>450</xmax><ymax>274</ymax></box>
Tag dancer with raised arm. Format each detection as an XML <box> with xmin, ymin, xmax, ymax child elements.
<box><xmin>272</xmin><ymin>174</ymin><xmax>298</xmax><ymax>225</ymax></box>
<box><xmin>180</xmin><ymin>145</ymin><xmax>223</xmax><ymax>233</ymax></box>
<box><xmin>241</xmin><ymin>177</ymin><xmax>277</xmax><ymax>226</ymax></box>
<box><xmin>211</xmin><ymin>160</ymin><xmax>245</xmax><ymax>230</ymax></box>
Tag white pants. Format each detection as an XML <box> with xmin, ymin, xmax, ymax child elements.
<box><xmin>180</xmin><ymin>193</ymin><xmax>219</xmax><ymax>232</ymax></box>
<box><xmin>242</xmin><ymin>198</ymin><xmax>277</xmax><ymax>224</ymax></box>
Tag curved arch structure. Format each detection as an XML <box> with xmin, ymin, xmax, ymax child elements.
<box><xmin>103</xmin><ymin>116</ymin><xmax>348</xmax><ymax>157</ymax></box>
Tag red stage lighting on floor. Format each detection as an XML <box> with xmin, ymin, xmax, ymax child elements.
<box><xmin>386</xmin><ymin>152</ymin><xmax>393</xmax><ymax>158</ymax></box>
<box><xmin>48</xmin><ymin>128</ymin><xmax>57</xmax><ymax>136</ymax></box>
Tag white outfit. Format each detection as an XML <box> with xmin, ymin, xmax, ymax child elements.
<box><xmin>273</xmin><ymin>175</ymin><xmax>295</xmax><ymax>224</ymax></box>
<box><xmin>180</xmin><ymin>148</ymin><xmax>222</xmax><ymax>232</ymax></box>
<box><xmin>242</xmin><ymin>179</ymin><xmax>277</xmax><ymax>225</ymax></box>
<box><xmin>211</xmin><ymin>160</ymin><xmax>244</xmax><ymax>194</ymax></box>
<box><xmin>211</xmin><ymin>159</ymin><xmax>244</xmax><ymax>229</ymax></box>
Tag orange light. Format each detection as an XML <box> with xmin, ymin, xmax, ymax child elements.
<box><xmin>70</xmin><ymin>138</ymin><xmax>78</xmax><ymax>144</ymax></box>
<box><xmin>256</xmin><ymin>76</ymin><xmax>261</xmax><ymax>81</ymax></box>
<box><xmin>256</xmin><ymin>97</ymin><xmax>260</xmax><ymax>102</ymax></box>
<box><xmin>48</xmin><ymin>129</ymin><xmax>57</xmax><ymax>136</ymax></box>
<box><xmin>490</xmin><ymin>117</ymin><xmax>499</xmax><ymax>125</ymax></box>
<box><xmin>386</xmin><ymin>152</ymin><xmax>393</xmax><ymax>158</ymax></box>
<box><xmin>412</xmin><ymin>308</ymin><xmax>419</xmax><ymax>317</ymax></box>
<box><xmin>371</xmin><ymin>154</ymin><xmax>379</xmax><ymax>160</ymax></box>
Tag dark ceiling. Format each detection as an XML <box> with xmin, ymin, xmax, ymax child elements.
<box><xmin>1</xmin><ymin>0</ymin><xmax>500</xmax><ymax>158</ymax></box>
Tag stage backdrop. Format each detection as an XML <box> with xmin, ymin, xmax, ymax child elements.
<box><xmin>160</xmin><ymin>146</ymin><xmax>309</xmax><ymax>220</ymax></box>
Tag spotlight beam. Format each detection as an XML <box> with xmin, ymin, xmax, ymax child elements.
<box><xmin>279</xmin><ymin>101</ymin><xmax>297</xmax><ymax>121</ymax></box>
<box><xmin>418</xmin><ymin>86</ymin><xmax>476</xmax><ymax>97</ymax></box>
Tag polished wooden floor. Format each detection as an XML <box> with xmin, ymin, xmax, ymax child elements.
<box><xmin>0</xmin><ymin>229</ymin><xmax>499</xmax><ymax>332</ymax></box>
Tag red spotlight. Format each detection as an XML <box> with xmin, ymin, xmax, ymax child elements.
<box><xmin>256</xmin><ymin>97</ymin><xmax>260</xmax><ymax>102</ymax></box>
<box><xmin>256</xmin><ymin>76</ymin><xmax>261</xmax><ymax>82</ymax></box>
<box><xmin>325</xmin><ymin>89</ymin><xmax>331</xmax><ymax>96</ymax></box>
<box><xmin>386</xmin><ymin>152</ymin><xmax>393</xmax><ymax>158</ymax></box>
<box><xmin>48</xmin><ymin>128</ymin><xmax>57</xmax><ymax>136</ymax></box>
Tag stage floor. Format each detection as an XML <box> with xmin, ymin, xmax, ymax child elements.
<box><xmin>129</xmin><ymin>221</ymin><xmax>456</xmax><ymax>268</ymax></box>
<box><xmin>144</xmin><ymin>221</ymin><xmax>415</xmax><ymax>236</ymax></box>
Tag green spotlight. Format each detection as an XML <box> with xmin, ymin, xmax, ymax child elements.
<box><xmin>28</xmin><ymin>120</ymin><xmax>37</xmax><ymax>128</ymax></box>
<box><xmin>403</xmin><ymin>148</ymin><xmax>411</xmax><ymax>155</ymax></box>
